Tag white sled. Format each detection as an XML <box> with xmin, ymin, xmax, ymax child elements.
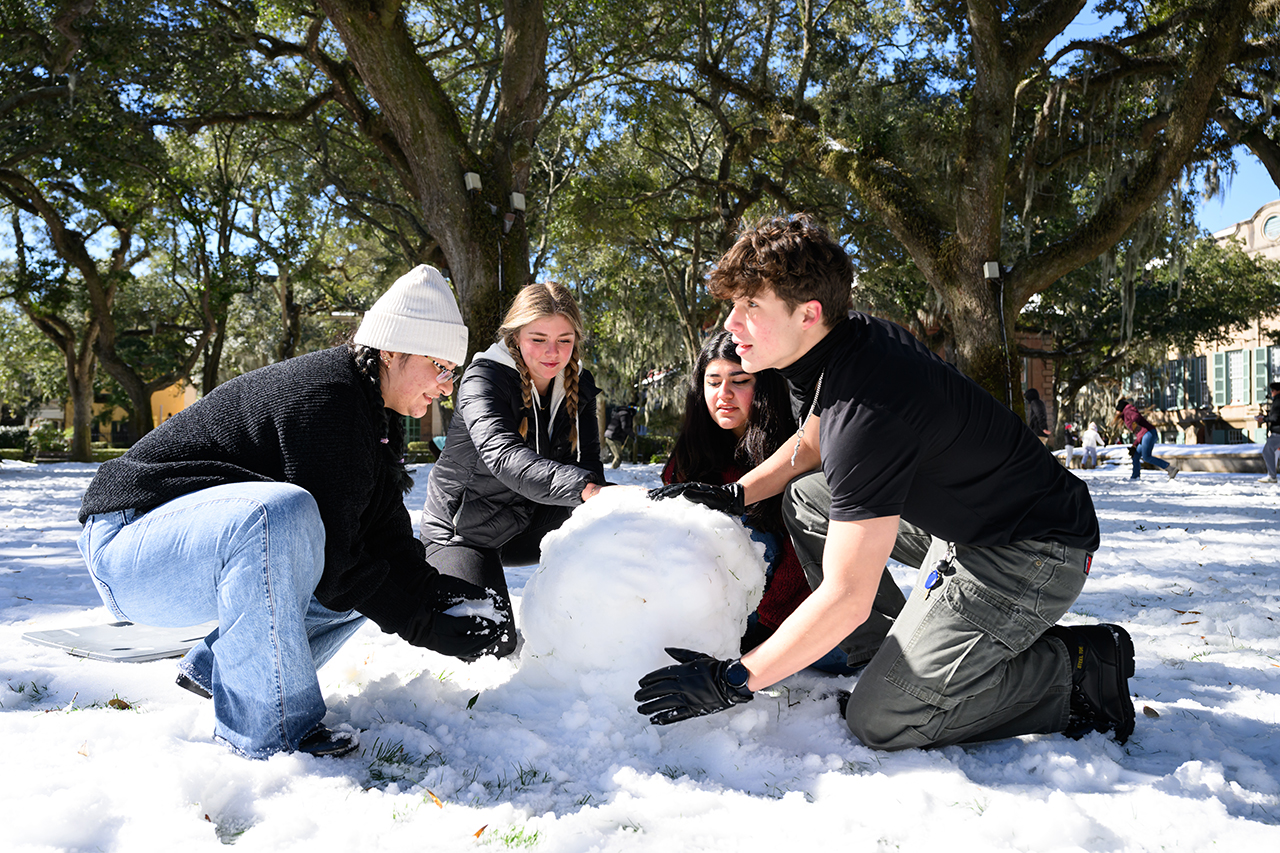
<box><xmin>22</xmin><ymin>621</ymin><xmax>216</xmax><ymax>663</ymax></box>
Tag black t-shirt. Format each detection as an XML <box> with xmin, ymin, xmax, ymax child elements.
<box><xmin>782</xmin><ymin>314</ymin><xmax>1099</xmax><ymax>551</ymax></box>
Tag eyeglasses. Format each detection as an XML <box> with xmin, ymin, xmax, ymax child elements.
<box><xmin>428</xmin><ymin>357</ymin><xmax>455</xmax><ymax>383</ymax></box>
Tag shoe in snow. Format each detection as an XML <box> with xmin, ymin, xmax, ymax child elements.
<box><xmin>297</xmin><ymin>725</ymin><xmax>358</xmax><ymax>758</ymax></box>
<box><xmin>1047</xmin><ymin>623</ymin><xmax>1136</xmax><ymax>744</ymax></box>
<box><xmin>176</xmin><ymin>672</ymin><xmax>211</xmax><ymax>699</ymax></box>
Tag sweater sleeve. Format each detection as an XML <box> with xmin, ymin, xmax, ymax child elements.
<box><xmin>347</xmin><ymin>505</ymin><xmax>434</xmax><ymax>633</ymax></box>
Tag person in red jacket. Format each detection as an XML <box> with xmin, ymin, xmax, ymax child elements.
<box><xmin>661</xmin><ymin>331</ymin><xmax>904</xmax><ymax>673</ymax></box>
<box><xmin>1114</xmin><ymin>397</ymin><xmax>1179</xmax><ymax>480</ymax></box>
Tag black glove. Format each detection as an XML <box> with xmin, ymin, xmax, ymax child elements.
<box><xmin>634</xmin><ymin>647</ymin><xmax>753</xmax><ymax>725</ymax></box>
<box><xmin>1127</xmin><ymin>445</ymin><xmax>1138</xmax><ymax>459</ymax></box>
<box><xmin>647</xmin><ymin>481</ymin><xmax>745</xmax><ymax>516</ymax></box>
<box><xmin>401</xmin><ymin>574</ymin><xmax>512</xmax><ymax>661</ymax></box>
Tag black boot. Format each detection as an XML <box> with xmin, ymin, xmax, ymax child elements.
<box><xmin>1046</xmin><ymin>623</ymin><xmax>1136</xmax><ymax>744</ymax></box>
<box><xmin>175</xmin><ymin>672</ymin><xmax>212</xmax><ymax>699</ymax></box>
<box><xmin>297</xmin><ymin>725</ymin><xmax>359</xmax><ymax>758</ymax></box>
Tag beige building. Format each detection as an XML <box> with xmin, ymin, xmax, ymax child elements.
<box><xmin>1139</xmin><ymin>199</ymin><xmax>1280</xmax><ymax>444</ymax></box>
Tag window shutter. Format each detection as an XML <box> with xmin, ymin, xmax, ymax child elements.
<box><xmin>1213</xmin><ymin>352</ymin><xmax>1226</xmax><ymax>406</ymax></box>
<box><xmin>1256</xmin><ymin>347</ymin><xmax>1269</xmax><ymax>404</ymax></box>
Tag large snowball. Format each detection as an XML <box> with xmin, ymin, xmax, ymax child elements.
<box><xmin>517</xmin><ymin>488</ymin><xmax>766</xmax><ymax>703</ymax></box>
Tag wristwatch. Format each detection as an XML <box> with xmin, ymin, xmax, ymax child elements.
<box><xmin>724</xmin><ymin>659</ymin><xmax>751</xmax><ymax>691</ymax></box>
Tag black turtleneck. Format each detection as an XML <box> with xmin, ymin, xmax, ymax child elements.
<box><xmin>779</xmin><ymin>317</ymin><xmax>851</xmax><ymax>419</ymax></box>
<box><xmin>788</xmin><ymin>312</ymin><xmax>1099</xmax><ymax>551</ymax></box>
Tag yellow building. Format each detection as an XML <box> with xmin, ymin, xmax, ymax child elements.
<box><xmin>49</xmin><ymin>381</ymin><xmax>199</xmax><ymax>443</ymax></box>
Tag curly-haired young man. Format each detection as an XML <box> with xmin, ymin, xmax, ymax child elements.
<box><xmin>640</xmin><ymin>214</ymin><xmax>1134</xmax><ymax>750</ymax></box>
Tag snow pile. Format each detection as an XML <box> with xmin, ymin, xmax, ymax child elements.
<box><xmin>4</xmin><ymin>459</ymin><xmax>1280</xmax><ymax>851</ymax></box>
<box><xmin>517</xmin><ymin>487</ymin><xmax>765</xmax><ymax>703</ymax></box>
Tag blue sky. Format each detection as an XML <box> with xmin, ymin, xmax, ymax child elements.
<box><xmin>1195</xmin><ymin>158</ymin><xmax>1278</xmax><ymax>233</ymax></box>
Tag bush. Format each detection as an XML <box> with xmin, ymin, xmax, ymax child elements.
<box><xmin>0</xmin><ymin>448</ymin><xmax>24</xmax><ymax>461</ymax></box>
<box><xmin>27</xmin><ymin>420</ymin><xmax>66</xmax><ymax>454</ymax></box>
<box><xmin>0</xmin><ymin>425</ymin><xmax>28</xmax><ymax>449</ymax></box>
<box><xmin>92</xmin><ymin>448</ymin><xmax>129</xmax><ymax>462</ymax></box>
<box><xmin>635</xmin><ymin>434</ymin><xmax>673</xmax><ymax>464</ymax></box>
<box><xmin>405</xmin><ymin>440</ymin><xmax>437</xmax><ymax>463</ymax></box>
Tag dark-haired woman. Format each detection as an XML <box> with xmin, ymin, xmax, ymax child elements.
<box><xmin>661</xmin><ymin>332</ymin><xmax>885</xmax><ymax>672</ymax></box>
<box><xmin>76</xmin><ymin>266</ymin><xmax>507</xmax><ymax>760</ymax></box>
<box><xmin>420</xmin><ymin>282</ymin><xmax>606</xmax><ymax>658</ymax></box>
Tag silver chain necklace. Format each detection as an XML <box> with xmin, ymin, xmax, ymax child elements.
<box><xmin>791</xmin><ymin>370</ymin><xmax>825</xmax><ymax>466</ymax></box>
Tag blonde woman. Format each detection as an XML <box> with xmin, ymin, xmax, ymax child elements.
<box><xmin>421</xmin><ymin>282</ymin><xmax>605</xmax><ymax>656</ymax></box>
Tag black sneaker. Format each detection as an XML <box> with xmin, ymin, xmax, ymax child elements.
<box><xmin>297</xmin><ymin>725</ymin><xmax>359</xmax><ymax>758</ymax></box>
<box><xmin>1047</xmin><ymin>624</ymin><xmax>1136</xmax><ymax>744</ymax></box>
<box><xmin>835</xmin><ymin>689</ymin><xmax>851</xmax><ymax>718</ymax></box>
<box><xmin>176</xmin><ymin>672</ymin><xmax>212</xmax><ymax>699</ymax></box>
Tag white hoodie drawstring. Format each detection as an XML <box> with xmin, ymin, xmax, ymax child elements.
<box><xmin>532</xmin><ymin>394</ymin><xmax>542</xmax><ymax>456</ymax></box>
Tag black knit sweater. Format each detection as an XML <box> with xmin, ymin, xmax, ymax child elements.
<box><xmin>79</xmin><ymin>347</ymin><xmax>430</xmax><ymax>635</ymax></box>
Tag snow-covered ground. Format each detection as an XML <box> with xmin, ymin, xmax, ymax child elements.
<box><xmin>1</xmin><ymin>453</ymin><xmax>1278</xmax><ymax>852</ymax></box>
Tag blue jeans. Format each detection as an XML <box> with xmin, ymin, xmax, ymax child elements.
<box><xmin>78</xmin><ymin>482</ymin><xmax>366</xmax><ymax>758</ymax></box>
<box><xmin>1132</xmin><ymin>430</ymin><xmax>1169</xmax><ymax>478</ymax></box>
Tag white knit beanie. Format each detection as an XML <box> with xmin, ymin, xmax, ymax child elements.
<box><xmin>354</xmin><ymin>265</ymin><xmax>468</xmax><ymax>365</ymax></box>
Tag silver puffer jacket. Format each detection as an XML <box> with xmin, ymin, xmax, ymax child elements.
<box><xmin>420</xmin><ymin>341</ymin><xmax>604</xmax><ymax>549</ymax></box>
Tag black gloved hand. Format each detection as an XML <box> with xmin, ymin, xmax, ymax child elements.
<box><xmin>647</xmin><ymin>481</ymin><xmax>745</xmax><ymax>516</ymax></box>
<box><xmin>1127</xmin><ymin>445</ymin><xmax>1137</xmax><ymax>459</ymax></box>
<box><xmin>401</xmin><ymin>574</ymin><xmax>512</xmax><ymax>661</ymax></box>
<box><xmin>634</xmin><ymin>647</ymin><xmax>753</xmax><ymax>725</ymax></box>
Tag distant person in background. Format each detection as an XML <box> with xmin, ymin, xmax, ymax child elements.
<box><xmin>1062</xmin><ymin>422</ymin><xmax>1078</xmax><ymax>468</ymax></box>
<box><xmin>1024</xmin><ymin>388</ymin><xmax>1051</xmax><ymax>448</ymax></box>
<box><xmin>604</xmin><ymin>402</ymin><xmax>636</xmax><ymax>469</ymax></box>
<box><xmin>1254</xmin><ymin>382</ymin><xmax>1280</xmax><ymax>484</ymax></box>
<box><xmin>1114</xmin><ymin>397</ymin><xmax>1178</xmax><ymax>481</ymax></box>
<box><xmin>1079</xmin><ymin>421</ymin><xmax>1103</xmax><ymax>469</ymax></box>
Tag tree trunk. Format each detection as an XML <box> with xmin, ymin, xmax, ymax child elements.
<box><xmin>741</xmin><ymin>0</ymin><xmax>1251</xmax><ymax>405</ymax></box>
<box><xmin>203</xmin><ymin>316</ymin><xmax>227</xmax><ymax>393</ymax></box>
<box><xmin>21</xmin><ymin>308</ymin><xmax>99</xmax><ymax>462</ymax></box>
<box><xmin>66</xmin><ymin>349</ymin><xmax>96</xmax><ymax>461</ymax></box>
<box><xmin>97</xmin><ymin>353</ymin><xmax>154</xmax><ymax>443</ymax></box>
<box><xmin>275</xmin><ymin>272</ymin><xmax>302</xmax><ymax>363</ymax></box>
<box><xmin>941</xmin><ymin>270</ymin><xmax>1020</xmax><ymax>412</ymax></box>
<box><xmin>316</xmin><ymin>0</ymin><xmax>548</xmax><ymax>358</ymax></box>
<box><xmin>7</xmin><ymin>210</ymin><xmax>99</xmax><ymax>462</ymax></box>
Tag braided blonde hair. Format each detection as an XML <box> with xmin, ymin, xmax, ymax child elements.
<box><xmin>498</xmin><ymin>282</ymin><xmax>586</xmax><ymax>449</ymax></box>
